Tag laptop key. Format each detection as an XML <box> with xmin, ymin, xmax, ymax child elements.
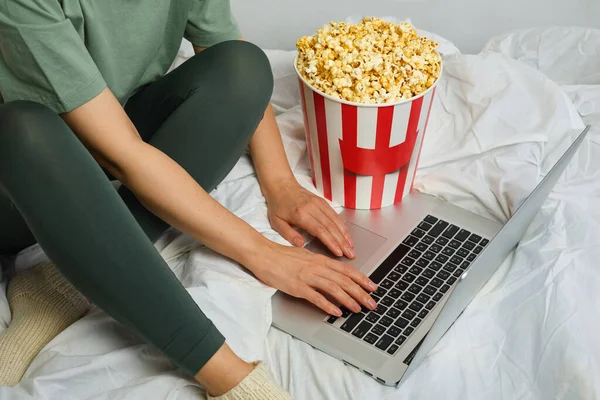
<box><xmin>401</xmin><ymin>292</ymin><xmax>415</xmax><ymax>302</ymax></box>
<box><xmin>416</xmin><ymin>258</ymin><xmax>430</xmax><ymax>268</ymax></box>
<box><xmin>403</xmin><ymin>327</ymin><xmax>414</xmax><ymax>336</ymax></box>
<box><xmin>467</xmin><ymin>253</ymin><xmax>477</xmax><ymax>262</ymax></box>
<box><xmin>435</xmin><ymin>237</ymin><xmax>449</xmax><ymax>246</ymax></box>
<box><xmin>416</xmin><ymin>293</ymin><xmax>430</xmax><ymax>303</ymax></box>
<box><xmin>423</xmin><ymin>251</ymin><xmax>436</xmax><ymax>260</ymax></box>
<box><xmin>453</xmin><ymin>269</ymin><xmax>463</xmax><ymax>277</ymax></box>
<box><xmin>462</xmin><ymin>241</ymin><xmax>475</xmax><ymax>250</ymax></box>
<box><xmin>455</xmin><ymin>229</ymin><xmax>471</xmax><ymax>242</ymax></box>
<box><xmin>474</xmin><ymin>245</ymin><xmax>484</xmax><ymax>254</ymax></box>
<box><xmin>415</xmin><ymin>276</ymin><xmax>429</xmax><ymax>286</ymax></box>
<box><xmin>371</xmin><ymin>324</ymin><xmax>386</xmax><ymax>336</ymax></box>
<box><xmin>444</xmin><ymin>263</ymin><xmax>458</xmax><ymax>272</ymax></box>
<box><xmin>460</xmin><ymin>261</ymin><xmax>470</xmax><ymax>271</ymax></box>
<box><xmin>394</xmin><ymin>317</ymin><xmax>409</xmax><ymax>328</ymax></box>
<box><xmin>429</xmin><ymin>261</ymin><xmax>443</xmax><ymax>271</ymax></box>
<box><xmin>401</xmin><ymin>257</ymin><xmax>416</xmax><ymax>267</ymax></box>
<box><xmin>430</xmin><ymin>244</ymin><xmax>443</xmax><ymax>253</ymax></box>
<box><xmin>394</xmin><ymin>300</ymin><xmax>408</xmax><ymax>310</ymax></box>
<box><xmin>351</xmin><ymin>321</ymin><xmax>373</xmax><ymax>338</ymax></box>
<box><xmin>408</xmin><ymin>284</ymin><xmax>422</xmax><ymax>294</ymax></box>
<box><xmin>456</xmin><ymin>248</ymin><xmax>469</xmax><ymax>258</ymax></box>
<box><xmin>402</xmin><ymin>310</ymin><xmax>416</xmax><ymax>320</ymax></box>
<box><xmin>442</xmin><ymin>225</ymin><xmax>459</xmax><ymax>239</ymax></box>
<box><xmin>418</xmin><ymin>309</ymin><xmax>429</xmax><ymax>319</ymax></box>
<box><xmin>387</xmin><ymin>326</ymin><xmax>402</xmax><ymax>337</ymax></box>
<box><xmin>450</xmin><ymin>256</ymin><xmax>464</xmax><ymax>265</ymax></box>
<box><xmin>408</xmin><ymin>250</ymin><xmax>421</xmax><ymax>259</ymax></box>
<box><xmin>440</xmin><ymin>284</ymin><xmax>451</xmax><ymax>293</ymax></box>
<box><xmin>381</xmin><ymin>296</ymin><xmax>395</xmax><ymax>307</ymax></box>
<box><xmin>429</xmin><ymin>220</ymin><xmax>448</xmax><ymax>237</ymax></box>
<box><xmin>379</xmin><ymin>316</ymin><xmax>394</xmax><ymax>327</ymax></box>
<box><xmin>389</xmin><ymin>288</ymin><xmax>402</xmax><ymax>298</ymax></box>
<box><xmin>411</xmin><ymin>228</ymin><xmax>426</xmax><ymax>238</ymax></box>
<box><xmin>424</xmin><ymin>285</ymin><xmax>437</xmax><ymax>296</ymax></box>
<box><xmin>374</xmin><ymin>305</ymin><xmax>388</xmax><ymax>315</ymax></box>
<box><xmin>327</xmin><ymin>316</ymin><xmax>338</xmax><ymax>324</ymax></box>
<box><xmin>364</xmin><ymin>333</ymin><xmax>378</xmax><ymax>344</ymax></box>
<box><xmin>341</xmin><ymin>308</ymin><xmax>352</xmax><ymax>318</ymax></box>
<box><xmin>375</xmin><ymin>334</ymin><xmax>394</xmax><ymax>351</ymax></box>
<box><xmin>425</xmin><ymin>301</ymin><xmax>436</xmax><ymax>310</ymax></box>
<box><xmin>442</xmin><ymin>247</ymin><xmax>455</xmax><ymax>256</ymax></box>
<box><xmin>431</xmin><ymin>278</ymin><xmax>444</xmax><ymax>288</ymax></box>
<box><xmin>433</xmin><ymin>293</ymin><xmax>443</xmax><ymax>301</ymax></box>
<box><xmin>381</xmin><ymin>279</ymin><xmax>394</xmax><ymax>289</ymax></box>
<box><xmin>449</xmin><ymin>239</ymin><xmax>462</xmax><ymax>249</ymax></box>
<box><xmin>403</xmin><ymin>235</ymin><xmax>419</xmax><ymax>247</ymax></box>
<box><xmin>387</xmin><ymin>307</ymin><xmax>401</xmax><ymax>319</ymax></box>
<box><xmin>438</xmin><ymin>270</ymin><xmax>450</xmax><ymax>280</ymax></box>
<box><xmin>388</xmin><ymin>271</ymin><xmax>401</xmax><ymax>281</ymax></box>
<box><xmin>387</xmin><ymin>344</ymin><xmax>400</xmax><ymax>355</ymax></box>
<box><xmin>340</xmin><ymin>312</ymin><xmax>365</xmax><ymax>332</ymax></box>
<box><xmin>369</xmin><ymin>244</ymin><xmax>411</xmax><ymax>284</ymax></box>
<box><xmin>422</xmin><ymin>235</ymin><xmax>435</xmax><ymax>245</ymax></box>
<box><xmin>435</xmin><ymin>254</ymin><xmax>449</xmax><ymax>263</ymax></box>
<box><xmin>469</xmin><ymin>234</ymin><xmax>482</xmax><ymax>243</ymax></box>
<box><xmin>480</xmin><ymin>238</ymin><xmax>489</xmax><ymax>246</ymax></box>
<box><xmin>447</xmin><ymin>277</ymin><xmax>457</xmax><ymax>285</ymax></box>
<box><xmin>418</xmin><ymin>221</ymin><xmax>432</xmax><ymax>231</ymax></box>
<box><xmin>402</xmin><ymin>273</ymin><xmax>416</xmax><ymax>283</ymax></box>
<box><xmin>409</xmin><ymin>266</ymin><xmax>423</xmax><ymax>275</ymax></box>
<box><xmin>366</xmin><ymin>313</ymin><xmax>380</xmax><ymax>324</ymax></box>
<box><xmin>423</xmin><ymin>268</ymin><xmax>435</xmax><ymax>278</ymax></box>
<box><xmin>374</xmin><ymin>287</ymin><xmax>387</xmax><ymax>297</ymax></box>
<box><xmin>395</xmin><ymin>281</ymin><xmax>409</xmax><ymax>290</ymax></box>
<box><xmin>424</xmin><ymin>215</ymin><xmax>438</xmax><ymax>224</ymax></box>
<box><xmin>394</xmin><ymin>265</ymin><xmax>408</xmax><ymax>274</ymax></box>
<box><xmin>415</xmin><ymin>242</ymin><xmax>429</xmax><ymax>252</ymax></box>
<box><xmin>395</xmin><ymin>335</ymin><xmax>407</xmax><ymax>345</ymax></box>
<box><xmin>410</xmin><ymin>317</ymin><xmax>422</xmax><ymax>327</ymax></box>
<box><xmin>409</xmin><ymin>301</ymin><xmax>424</xmax><ymax>312</ymax></box>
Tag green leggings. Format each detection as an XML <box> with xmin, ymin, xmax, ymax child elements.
<box><xmin>0</xmin><ymin>40</ymin><xmax>273</xmax><ymax>375</ymax></box>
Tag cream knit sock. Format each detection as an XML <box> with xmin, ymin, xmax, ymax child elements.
<box><xmin>208</xmin><ymin>362</ymin><xmax>294</xmax><ymax>400</ymax></box>
<box><xmin>0</xmin><ymin>262</ymin><xmax>90</xmax><ymax>386</ymax></box>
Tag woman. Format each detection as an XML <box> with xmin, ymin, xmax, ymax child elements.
<box><xmin>0</xmin><ymin>0</ymin><xmax>378</xmax><ymax>398</ymax></box>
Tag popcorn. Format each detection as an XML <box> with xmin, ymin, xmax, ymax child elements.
<box><xmin>296</xmin><ymin>18</ymin><xmax>442</xmax><ymax>104</ymax></box>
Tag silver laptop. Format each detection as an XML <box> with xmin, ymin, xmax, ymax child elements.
<box><xmin>272</xmin><ymin>126</ymin><xmax>590</xmax><ymax>386</ymax></box>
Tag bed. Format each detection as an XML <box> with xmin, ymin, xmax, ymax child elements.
<box><xmin>1</xmin><ymin>25</ymin><xmax>599</xmax><ymax>400</ymax></box>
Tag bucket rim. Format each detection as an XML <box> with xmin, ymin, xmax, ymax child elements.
<box><xmin>293</xmin><ymin>53</ymin><xmax>442</xmax><ymax>108</ymax></box>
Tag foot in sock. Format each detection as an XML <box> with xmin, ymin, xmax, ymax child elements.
<box><xmin>0</xmin><ymin>262</ymin><xmax>91</xmax><ymax>386</ymax></box>
<box><xmin>208</xmin><ymin>361</ymin><xmax>294</xmax><ymax>400</ymax></box>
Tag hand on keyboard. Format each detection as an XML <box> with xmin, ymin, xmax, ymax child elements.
<box><xmin>246</xmin><ymin>240</ymin><xmax>377</xmax><ymax>316</ymax></box>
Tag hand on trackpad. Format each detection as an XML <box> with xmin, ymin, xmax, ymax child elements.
<box><xmin>305</xmin><ymin>222</ymin><xmax>387</xmax><ymax>271</ymax></box>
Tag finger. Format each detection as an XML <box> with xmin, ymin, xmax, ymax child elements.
<box><xmin>313</xmin><ymin>207</ymin><xmax>355</xmax><ymax>259</ymax></box>
<box><xmin>306</xmin><ymin>272</ymin><xmax>362</xmax><ymax>313</ymax></box>
<box><xmin>315</xmin><ymin>267</ymin><xmax>377</xmax><ymax>311</ymax></box>
<box><xmin>317</xmin><ymin>200</ymin><xmax>354</xmax><ymax>248</ymax></box>
<box><xmin>271</xmin><ymin>215</ymin><xmax>304</xmax><ymax>247</ymax></box>
<box><xmin>301</xmin><ymin>213</ymin><xmax>344</xmax><ymax>257</ymax></box>
<box><xmin>325</xmin><ymin>257</ymin><xmax>378</xmax><ymax>292</ymax></box>
<box><xmin>300</xmin><ymin>286</ymin><xmax>342</xmax><ymax>316</ymax></box>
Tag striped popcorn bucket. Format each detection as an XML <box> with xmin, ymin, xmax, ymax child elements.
<box><xmin>295</xmin><ymin>58</ymin><xmax>440</xmax><ymax>210</ymax></box>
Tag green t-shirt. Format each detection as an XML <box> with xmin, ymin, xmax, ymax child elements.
<box><xmin>0</xmin><ymin>0</ymin><xmax>241</xmax><ymax>113</ymax></box>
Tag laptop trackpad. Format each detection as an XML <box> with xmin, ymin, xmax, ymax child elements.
<box><xmin>305</xmin><ymin>222</ymin><xmax>387</xmax><ymax>272</ymax></box>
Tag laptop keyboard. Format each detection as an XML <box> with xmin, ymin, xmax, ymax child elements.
<box><xmin>326</xmin><ymin>215</ymin><xmax>489</xmax><ymax>355</ymax></box>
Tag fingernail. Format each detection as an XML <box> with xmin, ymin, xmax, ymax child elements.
<box><xmin>352</xmin><ymin>302</ymin><xmax>361</xmax><ymax>312</ymax></box>
<box><xmin>293</xmin><ymin>237</ymin><xmax>304</xmax><ymax>247</ymax></box>
<box><xmin>368</xmin><ymin>299</ymin><xmax>377</xmax><ymax>309</ymax></box>
<box><xmin>368</xmin><ymin>280</ymin><xmax>377</xmax><ymax>291</ymax></box>
<box><xmin>346</xmin><ymin>247</ymin><xmax>356</xmax><ymax>258</ymax></box>
<box><xmin>334</xmin><ymin>308</ymin><xmax>342</xmax><ymax>316</ymax></box>
<box><xmin>347</xmin><ymin>236</ymin><xmax>355</xmax><ymax>247</ymax></box>
<box><xmin>335</xmin><ymin>247</ymin><xmax>343</xmax><ymax>257</ymax></box>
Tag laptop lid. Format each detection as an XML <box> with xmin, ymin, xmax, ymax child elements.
<box><xmin>401</xmin><ymin>126</ymin><xmax>591</xmax><ymax>380</ymax></box>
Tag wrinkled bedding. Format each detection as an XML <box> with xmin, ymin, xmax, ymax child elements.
<box><xmin>1</xmin><ymin>26</ymin><xmax>599</xmax><ymax>400</ymax></box>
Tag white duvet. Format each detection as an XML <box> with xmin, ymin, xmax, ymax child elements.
<box><xmin>1</xmin><ymin>27</ymin><xmax>600</xmax><ymax>400</ymax></box>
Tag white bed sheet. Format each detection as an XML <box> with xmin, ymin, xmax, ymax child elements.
<box><xmin>2</xmin><ymin>27</ymin><xmax>600</xmax><ymax>400</ymax></box>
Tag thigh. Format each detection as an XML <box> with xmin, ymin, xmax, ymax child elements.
<box><xmin>124</xmin><ymin>40</ymin><xmax>274</xmax><ymax>192</ymax></box>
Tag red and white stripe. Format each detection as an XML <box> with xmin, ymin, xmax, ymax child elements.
<box><xmin>299</xmin><ymin>80</ymin><xmax>437</xmax><ymax>209</ymax></box>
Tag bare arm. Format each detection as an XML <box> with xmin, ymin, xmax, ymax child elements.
<box><xmin>62</xmin><ymin>88</ymin><xmax>266</xmax><ymax>265</ymax></box>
